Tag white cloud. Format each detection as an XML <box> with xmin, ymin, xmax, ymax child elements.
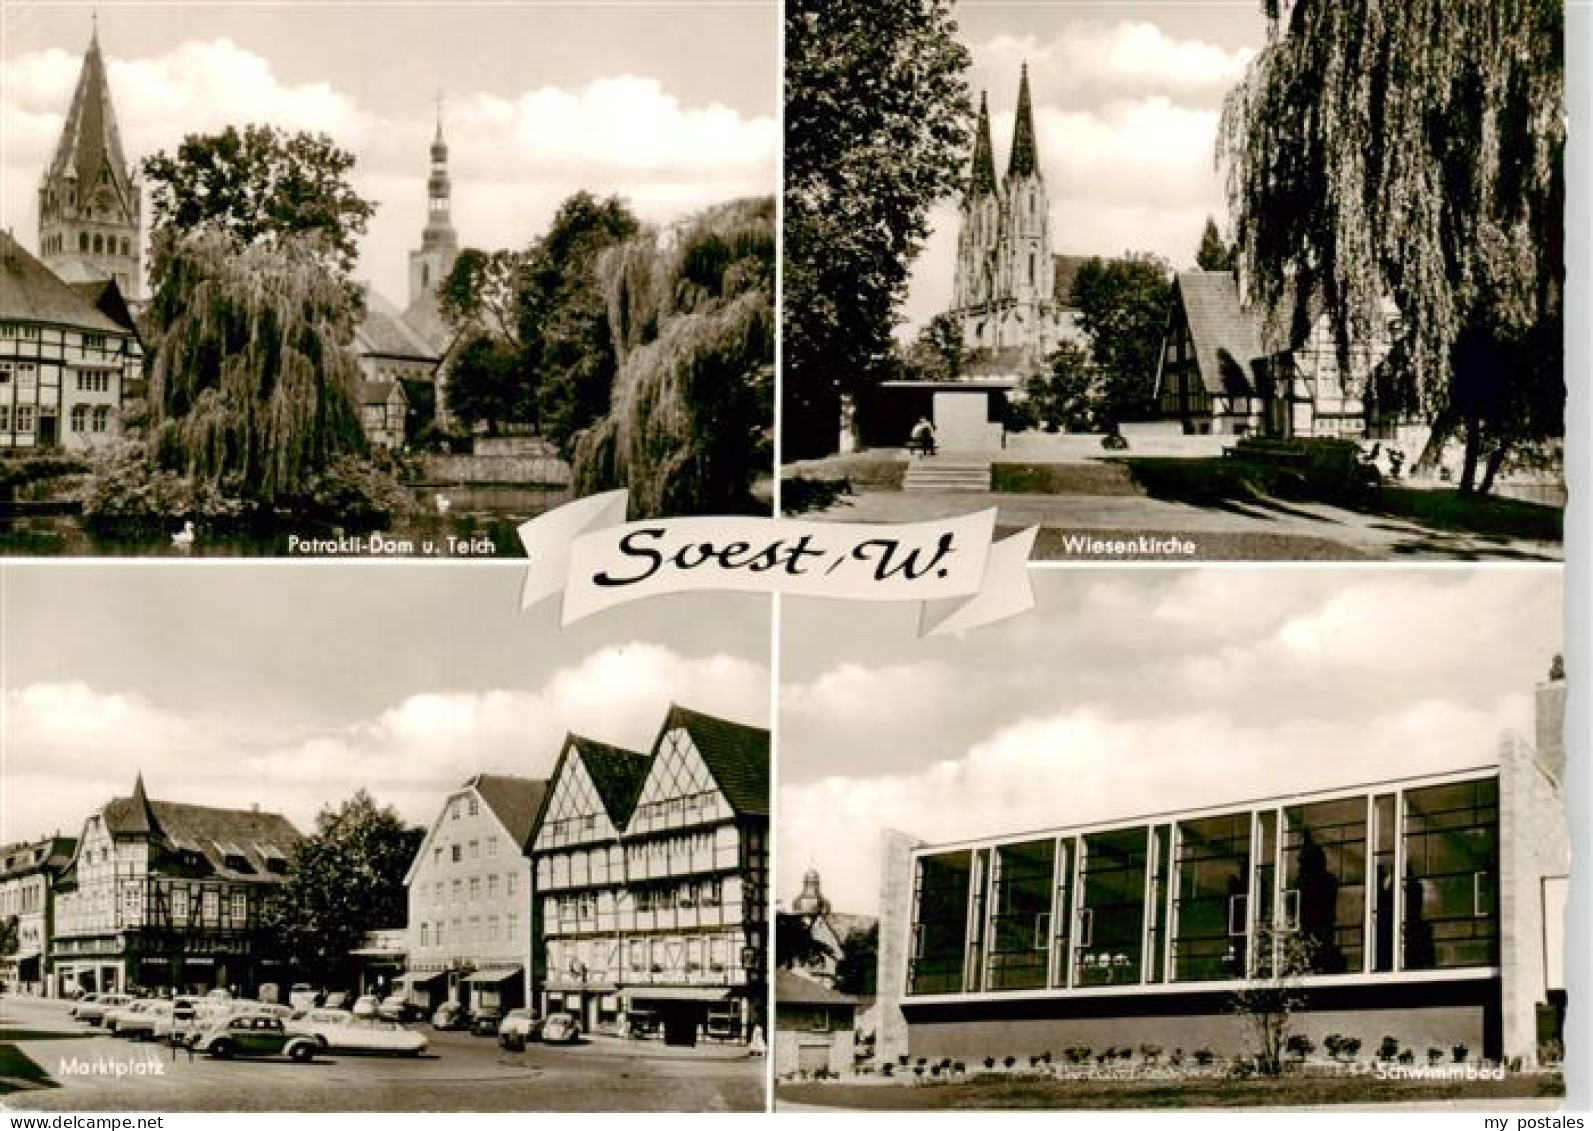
<box><xmin>3</xmin><ymin>644</ymin><xmax>769</xmax><ymax>844</ymax></box>
<box><xmin>978</xmin><ymin>23</ymin><xmax>1254</xmax><ymax>107</ymax></box>
<box><xmin>0</xmin><ymin>39</ymin><xmax>775</xmax><ymax>302</ymax></box>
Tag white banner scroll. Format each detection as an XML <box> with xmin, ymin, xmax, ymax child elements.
<box><xmin>517</xmin><ymin>490</ymin><xmax>1036</xmax><ymax>636</ymax></box>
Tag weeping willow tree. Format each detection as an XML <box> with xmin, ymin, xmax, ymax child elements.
<box><xmin>144</xmin><ymin>225</ymin><xmax>370</xmax><ymax>507</ymax></box>
<box><xmin>571</xmin><ymin>197</ymin><xmax>774</xmax><ymax>518</ymax></box>
<box><xmin>1219</xmin><ymin>0</ymin><xmax>1564</xmax><ymax>493</ymax></box>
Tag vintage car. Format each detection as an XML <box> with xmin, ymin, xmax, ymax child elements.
<box><xmin>73</xmin><ymin>993</ymin><xmax>133</xmax><ymax>1025</ymax></box>
<box><xmin>192</xmin><ymin>1013</ymin><xmax>320</xmax><ymax>1061</ymax></box>
<box><xmin>107</xmin><ymin>999</ymin><xmax>168</xmax><ymax>1038</ymax></box>
<box><xmin>431</xmin><ymin>1002</ymin><xmax>471</xmax><ymax>1031</ymax></box>
<box><xmin>290</xmin><ymin>1008</ymin><xmax>428</xmax><ymax>1056</ymax></box>
<box><xmin>496</xmin><ymin>1009</ymin><xmax>544</xmax><ymax>1050</ymax></box>
<box><xmin>541</xmin><ymin>1011</ymin><xmax>582</xmax><ymax>1045</ymax></box>
<box><xmin>470</xmin><ymin>1006</ymin><xmax>503</xmax><ymax>1037</ymax></box>
<box><xmin>376</xmin><ymin>994</ymin><xmax>413</xmax><ymax>1022</ymax></box>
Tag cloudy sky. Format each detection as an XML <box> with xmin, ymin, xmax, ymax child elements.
<box><xmin>900</xmin><ymin>1</ymin><xmax>1268</xmax><ymax>334</ymax></box>
<box><xmin>0</xmin><ymin>564</ymin><xmax>771</xmax><ymax>843</ymax></box>
<box><xmin>1</xmin><ymin>1</ymin><xmax>777</xmax><ymax>304</ymax></box>
<box><xmin>779</xmin><ymin>567</ymin><xmax>1563</xmax><ymax>915</ymax></box>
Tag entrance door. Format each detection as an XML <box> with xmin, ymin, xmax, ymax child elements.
<box><xmin>659</xmin><ymin>1002</ymin><xmax>702</xmax><ymax>1046</ymax></box>
<box><xmin>38</xmin><ymin>411</ymin><xmax>58</xmax><ymax>446</ymax></box>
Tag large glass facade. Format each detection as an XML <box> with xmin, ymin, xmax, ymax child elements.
<box><xmin>1402</xmin><ymin>780</ymin><xmax>1499</xmax><ymax>970</ymax></box>
<box><xmin>903</xmin><ymin>774</ymin><xmax>1502</xmax><ymax>998</ymax></box>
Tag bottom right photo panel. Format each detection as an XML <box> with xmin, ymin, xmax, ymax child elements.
<box><xmin>774</xmin><ymin>567</ymin><xmax>1567</xmax><ymax>1111</ymax></box>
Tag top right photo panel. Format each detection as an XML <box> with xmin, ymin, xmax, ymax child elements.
<box><xmin>781</xmin><ymin>0</ymin><xmax>1565</xmax><ymax>562</ymax></box>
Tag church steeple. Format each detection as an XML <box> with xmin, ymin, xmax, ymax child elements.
<box><xmin>122</xmin><ymin>772</ymin><xmax>161</xmax><ymax>838</ymax></box>
<box><xmin>409</xmin><ymin>98</ymin><xmax>460</xmax><ymax>308</ymax></box>
<box><xmin>967</xmin><ymin>91</ymin><xmax>997</xmax><ymax>198</ymax></box>
<box><xmin>1007</xmin><ymin>63</ymin><xmax>1039</xmax><ymax>179</ymax></box>
<box><xmin>37</xmin><ymin>20</ymin><xmax>142</xmax><ymax>298</ymax></box>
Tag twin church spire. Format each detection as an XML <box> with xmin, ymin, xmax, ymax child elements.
<box><xmin>965</xmin><ymin>63</ymin><xmax>1040</xmax><ymax>200</ymax></box>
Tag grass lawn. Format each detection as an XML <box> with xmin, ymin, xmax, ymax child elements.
<box><xmin>777</xmin><ymin>1071</ymin><xmax>1565</xmax><ymax>1111</ymax></box>
<box><xmin>1122</xmin><ymin>457</ymin><xmax>1562</xmax><ymax>542</ymax></box>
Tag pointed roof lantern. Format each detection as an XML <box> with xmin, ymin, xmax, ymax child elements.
<box><xmin>1007</xmin><ymin>63</ymin><xmax>1039</xmax><ymax>179</ymax></box>
<box><xmin>47</xmin><ymin>21</ymin><xmax>132</xmax><ymax>199</ymax></box>
<box><xmin>967</xmin><ymin>91</ymin><xmax>997</xmax><ymax>198</ymax></box>
<box><xmin>122</xmin><ymin>771</ymin><xmax>160</xmax><ymax>838</ymax></box>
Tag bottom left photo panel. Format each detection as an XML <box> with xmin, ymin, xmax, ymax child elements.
<box><xmin>0</xmin><ymin>563</ymin><xmax>772</xmax><ymax>1113</ymax></box>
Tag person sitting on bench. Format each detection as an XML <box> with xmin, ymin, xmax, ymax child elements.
<box><xmin>909</xmin><ymin>415</ymin><xmax>937</xmax><ymax>456</ymax></box>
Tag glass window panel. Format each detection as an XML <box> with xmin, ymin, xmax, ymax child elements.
<box><xmin>1402</xmin><ymin>779</ymin><xmax>1498</xmax><ymax>970</ymax></box>
<box><xmin>987</xmin><ymin>840</ymin><xmax>1054</xmax><ymax>991</ymax></box>
<box><xmin>908</xmin><ymin>851</ymin><xmax>972</xmax><ymax>995</ymax></box>
<box><xmin>1074</xmin><ymin>827</ymin><xmax>1147</xmax><ymax>987</ymax></box>
<box><xmin>1172</xmin><ymin>813</ymin><xmax>1251</xmax><ymax>982</ymax></box>
<box><xmin>1284</xmin><ymin>798</ymin><xmax>1368</xmax><ymax>974</ymax></box>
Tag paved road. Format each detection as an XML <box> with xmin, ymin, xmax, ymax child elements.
<box><xmin>805</xmin><ymin>488</ymin><xmax>1562</xmax><ymax>562</ymax></box>
<box><xmin>2</xmin><ymin>996</ymin><xmax>765</xmax><ymax>1112</ymax></box>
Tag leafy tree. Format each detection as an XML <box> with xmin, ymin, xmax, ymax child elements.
<box><xmin>1195</xmin><ymin>216</ymin><xmax>1237</xmax><ymax>272</ymax></box>
<box><xmin>1070</xmin><ymin>254</ymin><xmax>1172</xmax><ymax>428</ymax></box>
<box><xmin>834</xmin><ymin>922</ymin><xmax>878</xmax><ymax>997</ymax></box>
<box><xmin>144</xmin><ymin>227</ymin><xmax>371</xmax><ymax>507</ymax></box>
<box><xmin>143</xmin><ymin>124</ymin><xmax>376</xmax><ymax>288</ymax></box>
<box><xmin>903</xmin><ymin>313</ymin><xmax>966</xmax><ymax>382</ymax></box>
<box><xmin>439</xmin><ymin>248</ymin><xmax>528</xmax><ymax>343</ymax></box>
<box><xmin>776</xmin><ymin>912</ymin><xmax>835</xmax><ymax>970</ymax></box>
<box><xmin>571</xmin><ymin>197</ymin><xmax>774</xmax><ymax>517</ymax></box>
<box><xmin>447</xmin><ymin>333</ymin><xmax>533</xmax><ymax>436</ymax></box>
<box><xmin>520</xmin><ymin>193</ymin><xmax>641</xmax><ymax>455</ymax></box>
<box><xmin>1219</xmin><ymin>0</ymin><xmax>1563</xmax><ymax>493</ymax></box>
<box><xmin>0</xmin><ymin>914</ymin><xmax>18</xmax><ymax>961</ymax></box>
<box><xmin>1229</xmin><ymin>922</ymin><xmax>1315</xmax><ymax>1077</ymax></box>
<box><xmin>1022</xmin><ymin>341</ymin><xmax>1097</xmax><ymax>432</ymax></box>
<box><xmin>260</xmin><ymin>791</ymin><xmax>423</xmax><ymax>988</ymax></box>
<box><xmin>784</xmin><ymin>0</ymin><xmax>973</xmax><ymax>458</ymax></box>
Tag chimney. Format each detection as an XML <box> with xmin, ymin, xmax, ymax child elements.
<box><xmin>1534</xmin><ymin>655</ymin><xmax>1566</xmax><ymax>784</ymax></box>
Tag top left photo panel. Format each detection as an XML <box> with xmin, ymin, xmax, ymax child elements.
<box><xmin>0</xmin><ymin>1</ymin><xmax>778</xmax><ymax>558</ymax></box>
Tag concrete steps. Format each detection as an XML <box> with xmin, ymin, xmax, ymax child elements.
<box><xmin>903</xmin><ymin>456</ymin><xmax>991</xmax><ymax>493</ymax></box>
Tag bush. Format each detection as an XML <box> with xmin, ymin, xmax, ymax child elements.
<box><xmin>1452</xmin><ymin>1044</ymin><xmax>1469</xmax><ymax>1064</ymax></box>
<box><xmin>1227</xmin><ymin>1055</ymin><xmax>1257</xmax><ymax>1079</ymax></box>
<box><xmin>1139</xmin><ymin>1044</ymin><xmax>1163</xmax><ymax>1065</ymax></box>
<box><xmin>1397</xmin><ymin>1048</ymin><xmax>1415</xmax><ymax>1065</ymax></box>
<box><xmin>781</xmin><ymin>474</ymin><xmax>852</xmax><ymax>515</ymax></box>
<box><xmin>1193</xmin><ymin>1049</ymin><xmax>1215</xmax><ymax>1067</ymax></box>
<box><xmin>1285</xmin><ymin>1035</ymin><xmax>1316</xmax><ymax>1062</ymax></box>
<box><xmin>1378</xmin><ymin>1036</ymin><xmax>1400</xmax><ymax>1062</ymax></box>
<box><xmin>1427</xmin><ymin>1047</ymin><xmax>1444</xmax><ymax>1066</ymax></box>
<box><xmin>1003</xmin><ymin>1056</ymin><xmax>1016</xmax><ymax>1069</ymax></box>
<box><xmin>1063</xmin><ymin>1046</ymin><xmax>1091</xmax><ymax>1065</ymax></box>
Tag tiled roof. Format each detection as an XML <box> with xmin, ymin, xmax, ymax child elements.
<box><xmin>776</xmin><ymin>968</ymin><xmax>857</xmax><ymax>1007</ymax></box>
<box><xmin>358</xmin><ymin>379</ymin><xmax>403</xmax><ymax>406</ymax></box>
<box><xmin>0</xmin><ymin>232</ymin><xmax>125</xmax><ymax>333</ymax></box>
<box><xmin>99</xmin><ymin>780</ymin><xmax>301</xmax><ymax>882</ymax></box>
<box><xmin>470</xmin><ymin>773</ymin><xmax>548</xmax><ymax>849</ymax></box>
<box><xmin>67</xmin><ymin>279</ymin><xmax>138</xmax><ymax>335</ymax></box>
<box><xmin>401</xmin><ymin>291</ymin><xmax>453</xmax><ymax>354</ymax></box>
<box><xmin>356</xmin><ymin>286</ymin><xmax>440</xmax><ymax>361</ymax></box>
<box><xmin>659</xmin><ymin>705</ymin><xmax>769</xmax><ymax>818</ymax></box>
<box><xmin>46</xmin><ymin>32</ymin><xmax>134</xmax><ymax>216</ymax></box>
<box><xmin>568</xmin><ymin>735</ymin><xmax>651</xmax><ymax>828</ymax></box>
<box><xmin>0</xmin><ymin>836</ymin><xmax>78</xmax><ymax>878</ymax></box>
<box><xmin>1172</xmin><ymin>270</ymin><xmax>1267</xmax><ymax>396</ymax></box>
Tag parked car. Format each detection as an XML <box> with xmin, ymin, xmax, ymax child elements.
<box><xmin>192</xmin><ymin>1013</ymin><xmax>320</xmax><ymax>1061</ymax></box>
<box><xmin>74</xmin><ymin>993</ymin><xmax>133</xmax><ymax>1025</ymax></box>
<box><xmin>376</xmin><ymin>994</ymin><xmax>413</xmax><ymax>1022</ymax></box>
<box><xmin>431</xmin><ymin>1002</ymin><xmax>471</xmax><ymax>1031</ymax></box>
<box><xmin>350</xmin><ymin>994</ymin><xmax>379</xmax><ymax>1018</ymax></box>
<box><xmin>470</xmin><ymin>1006</ymin><xmax>503</xmax><ymax>1037</ymax></box>
<box><xmin>497</xmin><ymin>1009</ymin><xmax>544</xmax><ymax>1050</ymax></box>
<box><xmin>288</xmin><ymin>984</ymin><xmax>318</xmax><ymax>1011</ymax></box>
<box><xmin>290</xmin><ymin>1009</ymin><xmax>428</xmax><ymax>1056</ymax></box>
<box><xmin>323</xmin><ymin>991</ymin><xmax>348</xmax><ymax>1009</ymax></box>
<box><xmin>105</xmin><ymin>999</ymin><xmax>160</xmax><ymax>1035</ymax></box>
<box><xmin>541</xmin><ymin>1011</ymin><xmax>581</xmax><ymax>1045</ymax></box>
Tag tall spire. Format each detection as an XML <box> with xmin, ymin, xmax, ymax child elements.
<box><xmin>48</xmin><ymin>23</ymin><xmax>131</xmax><ymax>197</ymax></box>
<box><xmin>1007</xmin><ymin>63</ymin><xmax>1038</xmax><ymax>178</ymax></box>
<box><xmin>420</xmin><ymin>97</ymin><xmax>458</xmax><ymax>256</ymax></box>
<box><xmin>967</xmin><ymin>91</ymin><xmax>997</xmax><ymax>198</ymax></box>
<box><xmin>123</xmin><ymin>772</ymin><xmax>160</xmax><ymax>837</ymax></box>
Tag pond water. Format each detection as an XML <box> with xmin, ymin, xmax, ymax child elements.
<box><xmin>0</xmin><ymin>486</ymin><xmax>569</xmax><ymax>559</ymax></box>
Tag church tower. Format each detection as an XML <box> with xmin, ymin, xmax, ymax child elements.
<box><xmin>997</xmin><ymin>64</ymin><xmax>1053</xmax><ymax>319</ymax></box>
<box><xmin>951</xmin><ymin>92</ymin><xmax>1000</xmax><ymax>316</ymax></box>
<box><xmin>407</xmin><ymin>107</ymin><xmax>460</xmax><ymax>309</ymax></box>
<box><xmin>37</xmin><ymin>22</ymin><xmax>142</xmax><ymax>299</ymax></box>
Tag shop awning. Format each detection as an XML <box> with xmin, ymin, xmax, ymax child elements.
<box><xmin>544</xmin><ymin>979</ymin><xmax>617</xmax><ymax>993</ymax></box>
<box><xmin>624</xmin><ymin>986</ymin><xmax>733</xmax><ymax>1002</ymax></box>
<box><xmin>466</xmin><ymin>967</ymin><xmax>523</xmax><ymax>985</ymax></box>
<box><xmin>402</xmin><ymin>970</ymin><xmax>448</xmax><ymax>986</ymax></box>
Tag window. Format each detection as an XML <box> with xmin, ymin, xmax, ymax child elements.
<box><xmin>0</xmin><ymin>363</ymin><xmax>10</xmax><ymax>384</ymax></box>
<box><xmin>487</xmin><ymin>836</ymin><xmax>498</xmax><ymax>857</ymax></box>
<box><xmin>469</xmin><ymin>840</ymin><xmax>479</xmax><ymax>859</ymax></box>
<box><xmin>452</xmin><ymin>879</ymin><xmax>461</xmax><ymax>904</ymax></box>
<box><xmin>907</xmin><ymin>850</ymin><xmax>974</xmax><ymax>995</ymax></box>
<box><xmin>468</xmin><ymin>797</ymin><xmax>479</xmax><ymax>817</ymax></box>
<box><xmin>80</xmin><ymin>232</ymin><xmax>89</xmax><ymax>252</ymax></box>
<box><xmin>488</xmin><ymin>915</ymin><xmax>499</xmax><ymax>942</ymax></box>
<box><xmin>81</xmin><ymin>334</ymin><xmax>105</xmax><ymax>351</ymax></box>
<box><xmin>93</xmin><ymin>234</ymin><xmax>103</xmax><ymax>253</ymax></box>
<box><xmin>433</xmin><ymin>847</ymin><xmax>442</xmax><ymax>866</ymax></box>
<box><xmin>1171</xmin><ymin>814</ymin><xmax>1252</xmax><ymax>982</ymax></box>
<box><xmin>420</xmin><ymin>923</ymin><xmax>430</xmax><ymax>947</ymax></box>
<box><xmin>18</xmin><ymin>364</ymin><xmax>36</xmax><ymax>389</ymax></box>
<box><xmin>469</xmin><ymin>877</ymin><xmax>480</xmax><ymax>900</ymax></box>
<box><xmin>451</xmin><ymin>844</ymin><xmax>461</xmax><ymax>863</ymax></box>
<box><xmin>76</xmin><ymin>371</ymin><xmax>110</xmax><ymax>393</ymax></box>
<box><xmin>71</xmin><ymin>405</ymin><xmax>88</xmax><ymax>432</ymax></box>
<box><xmin>986</xmin><ymin>839</ymin><xmax>1054</xmax><ymax>991</ymax></box>
<box><xmin>92</xmin><ymin>406</ymin><xmax>110</xmax><ymax>433</ymax></box>
<box><xmin>487</xmin><ymin>874</ymin><xmax>499</xmax><ymax>898</ymax></box>
<box><xmin>1402</xmin><ymin>779</ymin><xmax>1499</xmax><ymax>970</ymax></box>
<box><xmin>231</xmin><ymin>892</ymin><xmax>247</xmax><ymax>924</ymax></box>
<box><xmin>451</xmin><ymin>800</ymin><xmax>460</xmax><ymax>820</ymax></box>
<box><xmin>507</xmin><ymin>872</ymin><xmax>517</xmax><ymax>897</ymax></box>
<box><xmin>1074</xmin><ymin>827</ymin><xmax>1149</xmax><ymax>987</ymax></box>
<box><xmin>507</xmin><ymin>912</ymin><xmax>518</xmax><ymax>938</ymax></box>
<box><xmin>16</xmin><ymin>406</ymin><xmax>35</xmax><ymax>433</ymax></box>
<box><xmin>201</xmin><ymin>889</ymin><xmax>219</xmax><ymax>923</ymax></box>
<box><xmin>3</xmin><ymin>405</ymin><xmax>14</xmax><ymax>431</ymax></box>
<box><xmin>1283</xmin><ymin>797</ymin><xmax>1368</xmax><ymax>974</ymax></box>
